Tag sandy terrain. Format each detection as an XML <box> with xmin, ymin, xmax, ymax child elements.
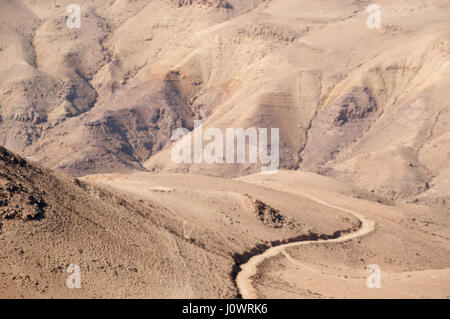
<box><xmin>238</xmin><ymin>171</ymin><xmax>450</xmax><ymax>298</ymax></box>
<box><xmin>236</xmin><ymin>192</ymin><xmax>376</xmax><ymax>299</ymax></box>
<box><xmin>1</xmin><ymin>147</ymin><xmax>364</xmax><ymax>298</ymax></box>
<box><xmin>1</xmin><ymin>148</ymin><xmax>449</xmax><ymax>298</ymax></box>
<box><xmin>0</xmin><ymin>0</ymin><xmax>449</xmax><ymax>299</ymax></box>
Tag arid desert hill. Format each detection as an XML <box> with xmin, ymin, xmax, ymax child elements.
<box><xmin>0</xmin><ymin>0</ymin><xmax>449</xmax><ymax>299</ymax></box>
<box><xmin>0</xmin><ymin>0</ymin><xmax>449</xmax><ymax>209</ymax></box>
<box><xmin>1</xmin><ymin>145</ymin><xmax>369</xmax><ymax>298</ymax></box>
<box><xmin>1</xmin><ymin>145</ymin><xmax>449</xmax><ymax>298</ymax></box>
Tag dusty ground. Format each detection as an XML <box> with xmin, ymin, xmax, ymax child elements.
<box><xmin>0</xmin><ymin>0</ymin><xmax>449</xmax><ymax>299</ymax></box>
<box><xmin>1</xmin><ymin>148</ymin><xmax>449</xmax><ymax>298</ymax></box>
<box><xmin>1</xmin><ymin>147</ymin><xmax>363</xmax><ymax>298</ymax></box>
<box><xmin>238</xmin><ymin>171</ymin><xmax>450</xmax><ymax>298</ymax></box>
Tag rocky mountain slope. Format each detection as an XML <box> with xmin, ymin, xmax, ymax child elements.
<box><xmin>0</xmin><ymin>1</ymin><xmax>449</xmax><ymax>208</ymax></box>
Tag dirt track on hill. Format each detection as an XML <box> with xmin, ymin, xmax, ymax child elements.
<box><xmin>236</xmin><ymin>192</ymin><xmax>376</xmax><ymax>299</ymax></box>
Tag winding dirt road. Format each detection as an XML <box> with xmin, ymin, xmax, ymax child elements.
<box><xmin>235</xmin><ymin>192</ymin><xmax>376</xmax><ymax>299</ymax></box>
